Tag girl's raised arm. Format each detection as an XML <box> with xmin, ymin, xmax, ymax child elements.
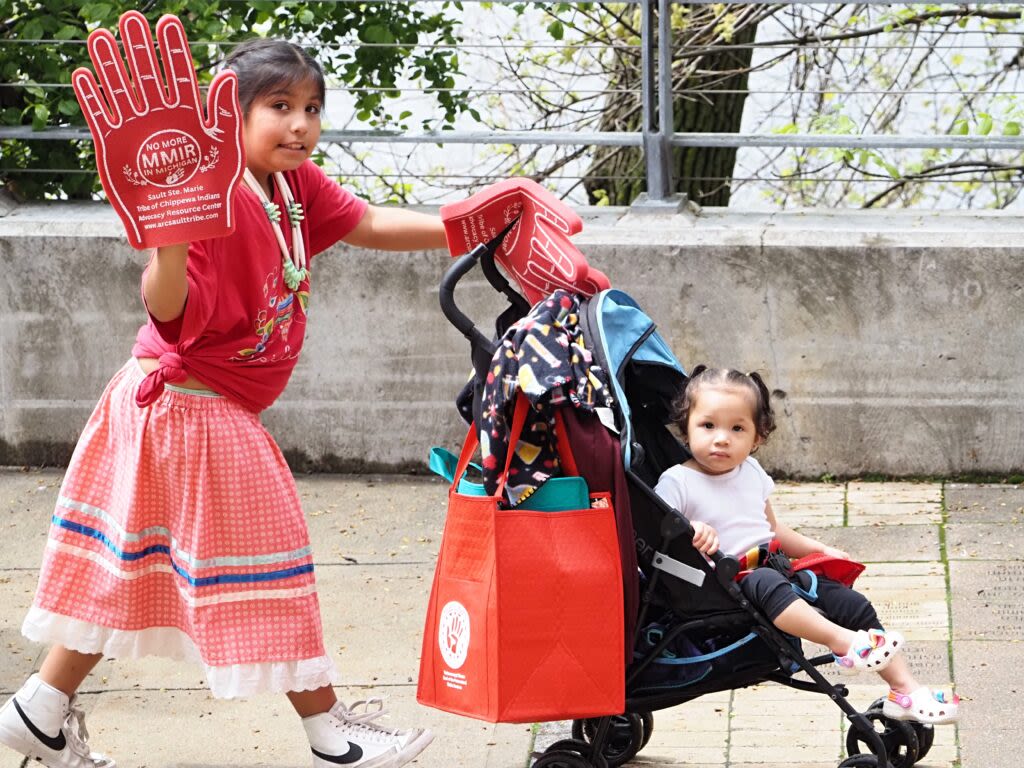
<box><xmin>143</xmin><ymin>243</ymin><xmax>189</xmax><ymax>322</ymax></box>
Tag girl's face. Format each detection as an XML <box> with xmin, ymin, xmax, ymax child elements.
<box><xmin>243</xmin><ymin>78</ymin><xmax>322</xmax><ymax>185</ymax></box>
<box><xmin>685</xmin><ymin>385</ymin><xmax>761</xmax><ymax>475</ymax></box>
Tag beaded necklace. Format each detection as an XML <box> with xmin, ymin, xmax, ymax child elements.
<box><xmin>242</xmin><ymin>169</ymin><xmax>308</xmax><ymax>291</ymax></box>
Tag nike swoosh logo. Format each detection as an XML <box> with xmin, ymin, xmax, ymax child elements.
<box><xmin>12</xmin><ymin>699</ymin><xmax>67</xmax><ymax>752</ymax></box>
<box><xmin>311</xmin><ymin>742</ymin><xmax>364</xmax><ymax>765</ymax></box>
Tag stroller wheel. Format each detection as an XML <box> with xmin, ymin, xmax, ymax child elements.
<box><xmin>838</xmin><ymin>756</ymin><xmax>884</xmax><ymax>768</ymax></box>
<box><xmin>868</xmin><ymin>696</ymin><xmax>934</xmax><ymax>761</ymax></box>
<box><xmin>570</xmin><ymin>714</ymin><xmax>644</xmax><ymax>767</ymax></box>
<box><xmin>532</xmin><ymin>749</ymin><xmax>591</xmax><ymax>768</ymax></box>
<box><xmin>908</xmin><ymin>722</ymin><xmax>934</xmax><ymax>761</ymax></box>
<box><xmin>535</xmin><ymin>739</ymin><xmax>609</xmax><ymax>768</ymax></box>
<box><xmin>846</xmin><ymin>709</ymin><xmax>920</xmax><ymax>768</ymax></box>
<box><xmin>638</xmin><ymin>712</ymin><xmax>655</xmax><ymax>749</ymax></box>
<box><xmin>639</xmin><ymin>711</ymin><xmax>654</xmax><ymax>749</ymax></box>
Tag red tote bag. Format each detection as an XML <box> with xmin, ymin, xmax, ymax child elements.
<box><xmin>417</xmin><ymin>396</ymin><xmax>625</xmax><ymax>723</ymax></box>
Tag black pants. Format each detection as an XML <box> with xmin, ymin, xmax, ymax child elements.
<box><xmin>740</xmin><ymin>568</ymin><xmax>881</xmax><ymax>631</ymax></box>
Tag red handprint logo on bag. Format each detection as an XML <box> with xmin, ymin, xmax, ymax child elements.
<box><xmin>72</xmin><ymin>12</ymin><xmax>244</xmax><ymax>249</ymax></box>
<box><xmin>438</xmin><ymin>601</ymin><xmax>471</xmax><ymax>670</ymax></box>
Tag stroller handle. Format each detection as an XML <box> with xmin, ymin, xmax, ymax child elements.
<box><xmin>439</xmin><ymin>243</ymin><xmax>494</xmax><ymax>354</ymax></box>
<box><xmin>439</xmin><ymin>216</ymin><xmax>524</xmax><ymax>357</ymax></box>
<box><xmin>478</xmin><ymin>217</ymin><xmax>530</xmax><ymax>316</ymax></box>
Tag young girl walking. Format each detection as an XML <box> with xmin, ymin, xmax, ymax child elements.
<box><xmin>0</xmin><ymin>36</ymin><xmax>445</xmax><ymax>768</ymax></box>
<box><xmin>654</xmin><ymin>366</ymin><xmax>961</xmax><ymax>726</ymax></box>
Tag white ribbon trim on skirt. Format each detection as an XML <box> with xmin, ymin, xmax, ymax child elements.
<box><xmin>22</xmin><ymin>606</ymin><xmax>340</xmax><ymax>699</ymax></box>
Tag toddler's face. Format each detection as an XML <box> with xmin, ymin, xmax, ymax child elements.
<box><xmin>685</xmin><ymin>385</ymin><xmax>761</xmax><ymax>475</ymax></box>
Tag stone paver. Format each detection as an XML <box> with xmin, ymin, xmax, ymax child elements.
<box><xmin>79</xmin><ymin>687</ymin><xmax>530</xmax><ymax>768</ymax></box>
<box><xmin>847</xmin><ymin>482</ymin><xmax>944</xmax><ymax>504</ymax></box>
<box><xmin>771</xmin><ymin>504</ymin><xmax>845</xmax><ymax>529</ymax></box>
<box><xmin>847</xmin><ymin>502</ymin><xmax>944</xmax><ymax>526</ymax></box>
<box><xmin>845</xmin><ymin>482</ymin><xmax>944</xmax><ymax>527</ymax></box>
<box><xmin>950</xmin><ymin>560</ymin><xmax>1024</xmax><ymax>641</ymax></box>
<box><xmin>0</xmin><ymin>469</ymin><xmax>58</xmax><ymax>569</ymax></box>
<box><xmin>794</xmin><ymin>524</ymin><xmax>940</xmax><ymax>562</ymax></box>
<box><xmin>953</xmin><ymin>639</ymin><xmax>1024</xmax><ymax>767</ymax></box>
<box><xmin>0</xmin><ymin>570</ymin><xmax>45</xmax><ymax>690</ymax></box>
<box><xmin>946</xmin><ymin>483</ymin><xmax>1024</xmax><ymax>522</ymax></box>
<box><xmin>946</xmin><ymin>520</ymin><xmax>1024</xmax><ymax>561</ymax></box>
<box><xmin>773</xmin><ymin>483</ymin><xmax>845</xmax><ymax>500</ymax></box>
<box><xmin>4</xmin><ymin>472</ymin><xmax>1013</xmax><ymax>768</ymax></box>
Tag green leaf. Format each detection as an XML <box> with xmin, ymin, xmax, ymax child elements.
<box><xmin>54</xmin><ymin>25</ymin><xmax>81</xmax><ymax>40</ymax></box>
<box><xmin>361</xmin><ymin>25</ymin><xmax>395</xmax><ymax>44</ymax></box>
<box><xmin>1004</xmin><ymin>121</ymin><xmax>1021</xmax><ymax>136</ymax></box>
<box><xmin>82</xmin><ymin>3</ymin><xmax>115</xmax><ymax>23</ymax></box>
<box><xmin>880</xmin><ymin>160</ymin><xmax>901</xmax><ymax>180</ymax></box>
<box><xmin>32</xmin><ymin>104</ymin><xmax>50</xmax><ymax>131</ymax></box>
<box><xmin>547</xmin><ymin>20</ymin><xmax>565</xmax><ymax>40</ymax></box>
<box><xmin>22</xmin><ymin>19</ymin><xmax>44</xmax><ymax>40</ymax></box>
<box><xmin>951</xmin><ymin>119</ymin><xmax>969</xmax><ymax>135</ymax></box>
<box><xmin>977</xmin><ymin>113</ymin><xmax>993</xmax><ymax>136</ymax></box>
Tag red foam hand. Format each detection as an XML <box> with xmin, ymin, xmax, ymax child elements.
<box><xmin>72</xmin><ymin>12</ymin><xmax>244</xmax><ymax>249</ymax></box>
<box><xmin>441</xmin><ymin>178</ymin><xmax>610</xmax><ymax>305</ymax></box>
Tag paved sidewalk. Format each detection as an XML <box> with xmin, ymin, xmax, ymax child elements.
<box><xmin>1</xmin><ymin>469</ymin><xmax>1020</xmax><ymax>767</ymax></box>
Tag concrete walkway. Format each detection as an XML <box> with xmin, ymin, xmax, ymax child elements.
<box><xmin>1</xmin><ymin>469</ymin><xmax>1019</xmax><ymax>767</ymax></box>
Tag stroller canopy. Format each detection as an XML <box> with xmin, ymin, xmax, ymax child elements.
<box><xmin>585</xmin><ymin>289</ymin><xmax>688</xmax><ymax>473</ymax></box>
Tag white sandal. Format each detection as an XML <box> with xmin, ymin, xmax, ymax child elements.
<box><xmin>882</xmin><ymin>687</ymin><xmax>960</xmax><ymax>725</ymax></box>
<box><xmin>833</xmin><ymin>628</ymin><xmax>904</xmax><ymax>674</ymax></box>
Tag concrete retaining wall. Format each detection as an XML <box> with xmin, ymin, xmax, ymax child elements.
<box><xmin>1</xmin><ymin>196</ymin><xmax>1022</xmax><ymax>477</ymax></box>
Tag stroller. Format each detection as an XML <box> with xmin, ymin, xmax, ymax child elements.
<box><xmin>435</xmin><ymin>225</ymin><xmax>933</xmax><ymax>768</ymax></box>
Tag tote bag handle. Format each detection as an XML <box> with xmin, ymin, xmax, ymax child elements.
<box><xmin>451</xmin><ymin>395</ymin><xmax>531</xmax><ymax>500</ymax></box>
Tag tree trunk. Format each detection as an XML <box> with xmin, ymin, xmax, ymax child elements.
<box><xmin>584</xmin><ymin>11</ymin><xmax>758</xmax><ymax>207</ymax></box>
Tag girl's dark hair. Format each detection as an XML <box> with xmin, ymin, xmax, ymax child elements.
<box><xmin>671</xmin><ymin>365</ymin><xmax>777</xmax><ymax>445</ymax></box>
<box><xmin>224</xmin><ymin>38</ymin><xmax>326</xmax><ymax>114</ymax></box>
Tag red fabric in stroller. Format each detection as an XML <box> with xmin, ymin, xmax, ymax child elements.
<box><xmin>556</xmin><ymin>407</ymin><xmax>639</xmax><ymax>664</ymax></box>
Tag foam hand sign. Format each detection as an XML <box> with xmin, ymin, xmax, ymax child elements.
<box><xmin>440</xmin><ymin>178</ymin><xmax>611</xmax><ymax>305</ymax></box>
<box><xmin>72</xmin><ymin>12</ymin><xmax>244</xmax><ymax>249</ymax></box>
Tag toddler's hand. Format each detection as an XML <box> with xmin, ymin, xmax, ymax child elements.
<box><xmin>822</xmin><ymin>545</ymin><xmax>850</xmax><ymax>559</ymax></box>
<box><xmin>691</xmin><ymin>521</ymin><xmax>719</xmax><ymax>556</ymax></box>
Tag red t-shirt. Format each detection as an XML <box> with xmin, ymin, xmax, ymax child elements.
<box><xmin>132</xmin><ymin>161</ymin><xmax>368</xmax><ymax>412</ymax></box>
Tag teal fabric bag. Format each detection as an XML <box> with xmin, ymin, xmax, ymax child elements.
<box><xmin>515</xmin><ymin>475</ymin><xmax>590</xmax><ymax>511</ymax></box>
<box><xmin>428</xmin><ymin>446</ymin><xmax>590</xmax><ymax>511</ymax></box>
<box><xmin>428</xmin><ymin>446</ymin><xmax>487</xmax><ymax>496</ymax></box>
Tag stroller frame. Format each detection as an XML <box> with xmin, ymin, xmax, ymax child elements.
<box><xmin>438</xmin><ymin>237</ymin><xmax>929</xmax><ymax>768</ymax></box>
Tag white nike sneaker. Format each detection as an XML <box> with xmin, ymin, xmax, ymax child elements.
<box><xmin>303</xmin><ymin>698</ymin><xmax>433</xmax><ymax>768</ymax></box>
<box><xmin>0</xmin><ymin>674</ymin><xmax>115</xmax><ymax>768</ymax></box>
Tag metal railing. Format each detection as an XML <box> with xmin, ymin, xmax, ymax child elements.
<box><xmin>3</xmin><ymin>0</ymin><xmax>1024</xmax><ymax>208</ymax></box>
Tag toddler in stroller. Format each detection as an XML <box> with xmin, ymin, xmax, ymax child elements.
<box><xmin>653</xmin><ymin>365</ymin><xmax>959</xmax><ymax>723</ymax></box>
<box><xmin>426</xmin><ymin>180</ymin><xmax>959</xmax><ymax>768</ymax></box>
